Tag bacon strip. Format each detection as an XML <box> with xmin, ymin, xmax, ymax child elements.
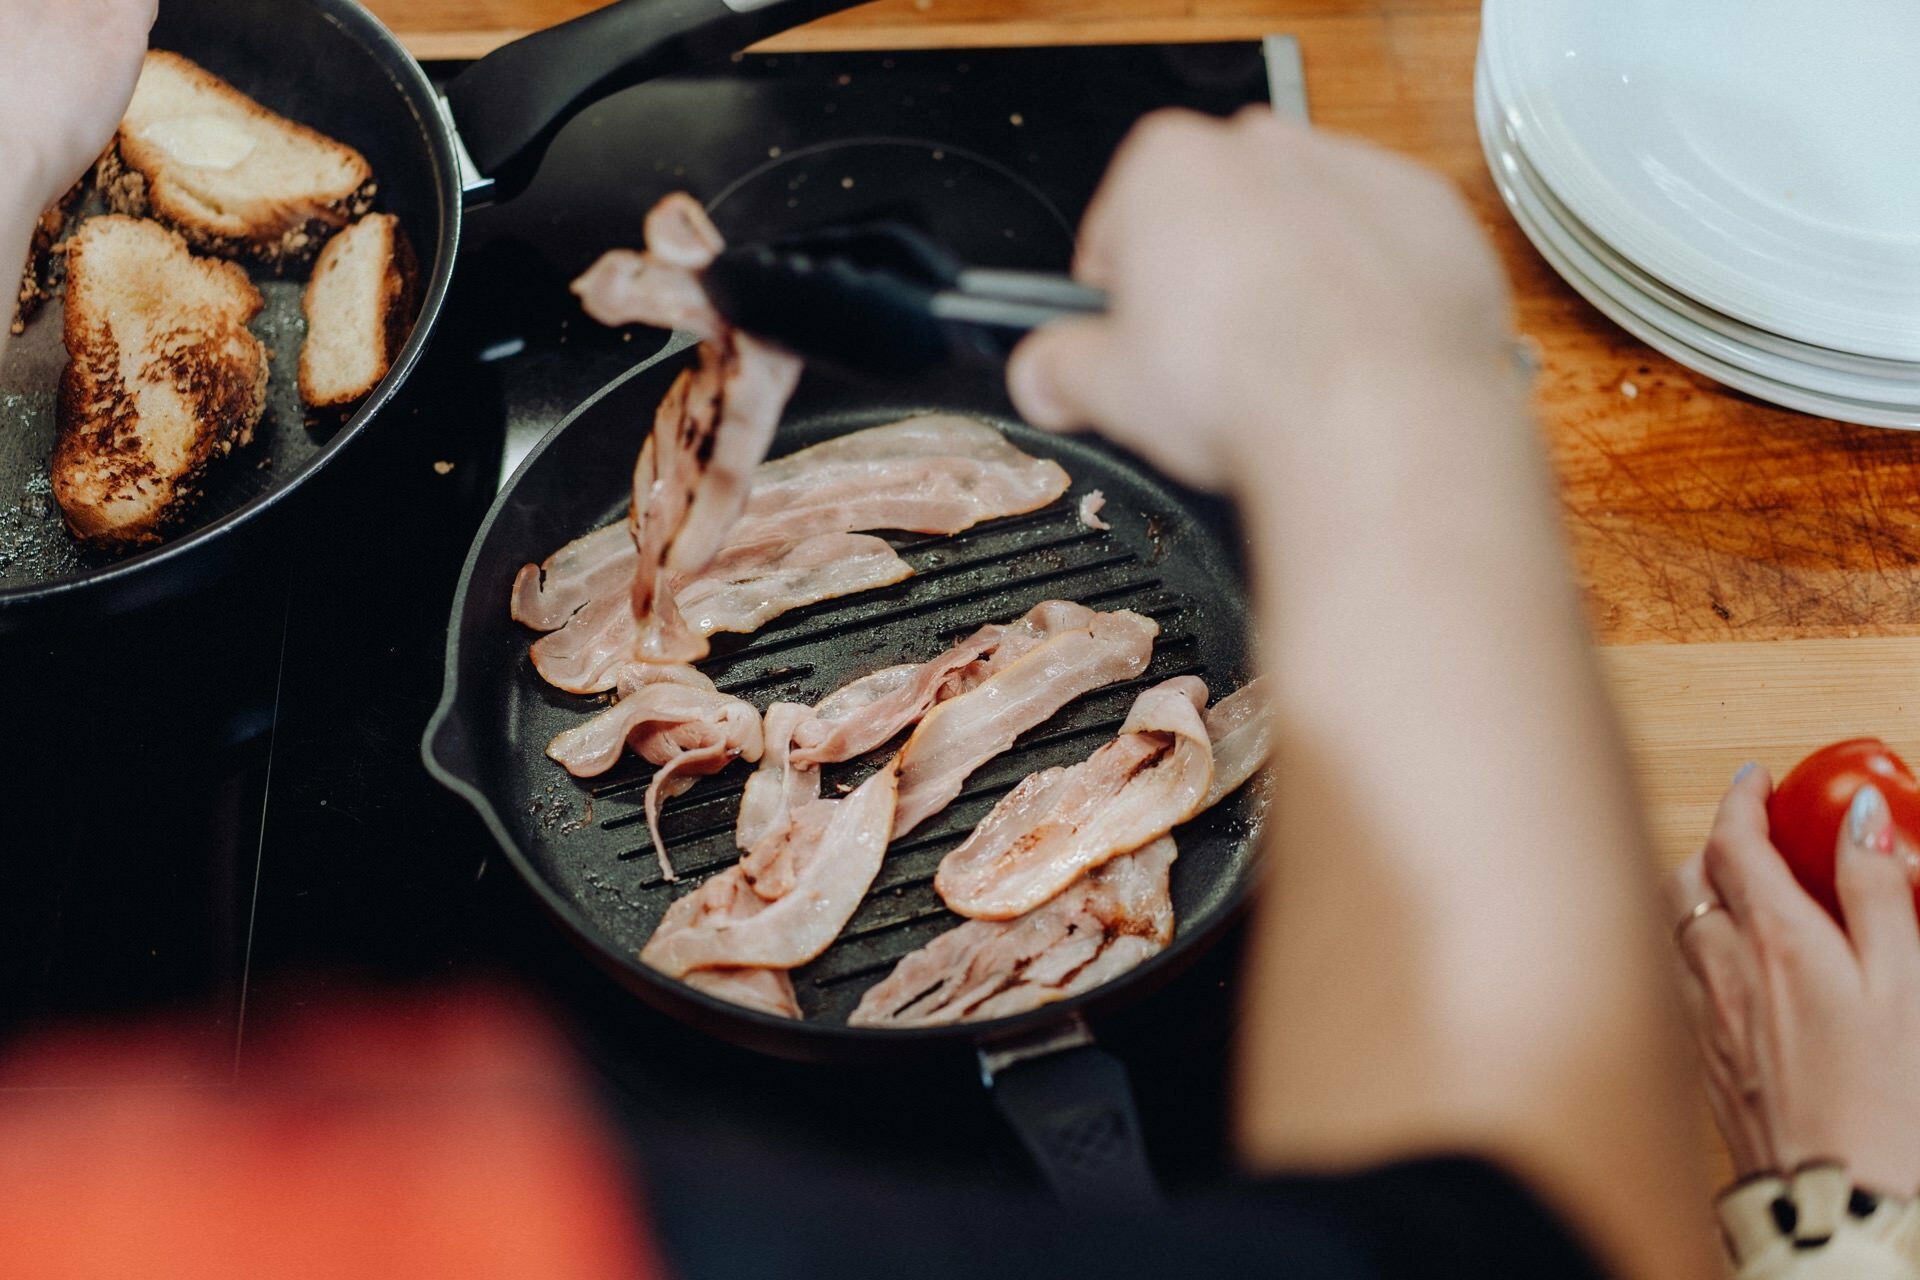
<box><xmin>785</xmin><ymin>639</ymin><xmax>997</xmax><ymax>769</ymax></box>
<box><xmin>510</xmin><ymin>523</ymin><xmax>631</xmax><ymax>632</ymax></box>
<box><xmin>568</xmin><ymin>195</ymin><xmax>807</xmax><ymax>666</ymax></box>
<box><xmin>734</xmin><ymin>703</ymin><xmax>822</xmax><ymax>899</ymax></box>
<box><xmin>527</xmin><ymin>532</ymin><xmax>910</xmax><ymax>695</ymax></box>
<box><xmin>643</xmin><ymin>702</ymin><xmax>863</xmax><ymax>1016</ymax></box>
<box><xmin>1203</xmin><ymin>677</ymin><xmax>1273</xmax><ymax>808</ymax></box>
<box><xmin>890</xmin><ymin>606</ymin><xmax>1159</xmax><ymax>837</ymax></box>
<box><xmin>725</xmin><ymin>416</ymin><xmax>1070</xmax><ymax>548</ymax></box>
<box><xmin>933</xmin><ymin>677</ymin><xmax>1213</xmax><ymax>920</ymax></box>
<box><xmin>728</xmin><ymin>601</ymin><xmax>1089</xmax><ymax>888</ymax></box>
<box><xmin>570</xmin><ymin>191</ymin><xmax>729</xmax><ymax>338</ymax></box>
<box><xmin>683</xmin><ymin>966</ymin><xmax>801</xmax><ymax>1019</ymax></box>
<box><xmin>849</xmin><ymin>837</ymin><xmax>1178</xmax><ymax>1028</ymax></box>
<box><xmin>638</xmin><ymin>761</ymin><xmax>899</xmax><ymax>979</ymax></box>
<box><xmin>510</xmin><ymin>415</ymin><xmax>1070</xmax><ymax>688</ymax></box>
<box><xmin>544</xmin><ymin>663</ymin><xmax>763</xmax><ymax>880</ymax></box>
<box><xmin>625</xmin><ymin>333</ymin><xmax>806</xmax><ymax>663</ymax></box>
<box><xmin>851</xmin><ymin>677</ymin><xmax>1273</xmax><ymax>1027</ymax></box>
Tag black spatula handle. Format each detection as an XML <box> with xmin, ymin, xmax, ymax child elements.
<box><xmin>445</xmin><ymin>0</ymin><xmax>859</xmax><ymax>204</ymax></box>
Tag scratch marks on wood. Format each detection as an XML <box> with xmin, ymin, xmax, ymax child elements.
<box><xmin>1542</xmin><ymin>352</ymin><xmax>1920</xmax><ymax>644</ymax></box>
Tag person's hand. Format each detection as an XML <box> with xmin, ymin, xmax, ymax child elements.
<box><xmin>1006</xmin><ymin>107</ymin><xmax>1515</xmax><ymax>494</ymax></box>
<box><xmin>0</xmin><ymin>0</ymin><xmax>156</xmax><ymax>214</ymax></box>
<box><xmin>1671</xmin><ymin>764</ymin><xmax>1920</xmax><ymax>1194</ymax></box>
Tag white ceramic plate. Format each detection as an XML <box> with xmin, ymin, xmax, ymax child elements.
<box><xmin>1476</xmin><ymin>60</ymin><xmax>1920</xmax><ymax>430</ymax></box>
<box><xmin>1477</xmin><ymin>65</ymin><xmax>1920</xmax><ymax>405</ymax></box>
<box><xmin>1482</xmin><ymin>0</ymin><xmax>1920</xmax><ymax>361</ymax></box>
<box><xmin>1494</xmin><ymin>110</ymin><xmax>1920</xmax><ymax>387</ymax></box>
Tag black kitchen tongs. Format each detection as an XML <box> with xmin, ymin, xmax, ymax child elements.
<box><xmin>702</xmin><ymin>221</ymin><xmax>1108</xmax><ymax>377</ymax></box>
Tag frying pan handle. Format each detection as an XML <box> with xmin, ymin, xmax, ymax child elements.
<box><xmin>979</xmin><ymin>1018</ymin><xmax>1161</xmax><ymax>1209</ymax></box>
<box><xmin>444</xmin><ymin>0</ymin><xmax>861</xmax><ymax>205</ymax></box>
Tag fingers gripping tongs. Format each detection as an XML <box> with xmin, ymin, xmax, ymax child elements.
<box><xmin>701</xmin><ymin>222</ymin><xmax>1107</xmax><ymax>377</ymax></box>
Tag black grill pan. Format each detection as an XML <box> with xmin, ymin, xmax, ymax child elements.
<box><xmin>425</xmin><ymin>341</ymin><xmax>1263</xmax><ymax>1202</ymax></box>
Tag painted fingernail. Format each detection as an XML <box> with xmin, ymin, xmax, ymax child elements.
<box><xmin>1848</xmin><ymin>783</ymin><xmax>1895</xmax><ymax>853</ymax></box>
<box><xmin>1734</xmin><ymin>761</ymin><xmax>1757</xmax><ymax>784</ymax></box>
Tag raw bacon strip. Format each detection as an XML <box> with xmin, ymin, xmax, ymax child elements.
<box><xmin>890</xmin><ymin>607</ymin><xmax>1159</xmax><ymax>837</ymax></box>
<box><xmin>626</xmin><ymin>333</ymin><xmax>805</xmax><ymax>663</ymax></box>
<box><xmin>730</xmin><ymin>601</ymin><xmax>1079</xmax><ymax>896</ymax></box>
<box><xmin>683</xmin><ymin>966</ymin><xmax>801</xmax><ymax>1020</ymax></box>
<box><xmin>544</xmin><ymin>663</ymin><xmax>763</xmax><ymax>881</ymax></box>
<box><xmin>669</xmin><ymin>330</ymin><xmax>803</xmax><ymax>576</ymax></box>
<box><xmin>789</xmin><ymin>665</ymin><xmax>921</xmax><ymax>759</ymax></box>
<box><xmin>1204</xmin><ymin>677</ymin><xmax>1273</xmax><ymax>808</ymax></box>
<box><xmin>727</xmin><ymin>416</ymin><xmax>1070</xmax><ymax>548</ymax></box>
<box><xmin>570</xmin><ymin>191</ymin><xmax>728</xmax><ymax>338</ymax></box>
<box><xmin>570</xmin><ymin>194</ymin><xmax>807</xmax><ymax>666</ymax></box>
<box><xmin>728</xmin><ymin>599</ymin><xmax>1067</xmax><ymax>895</ymax></box>
<box><xmin>528</xmin><ymin>532</ymin><xmax>910</xmax><ymax>694</ymax></box>
<box><xmin>852</xmin><ymin>678</ymin><xmax>1274</xmax><ymax>1027</ymax></box>
<box><xmin>934</xmin><ymin>677</ymin><xmax>1213</xmax><ymax>920</ymax></box>
<box><xmin>734</xmin><ymin>703</ymin><xmax>821</xmax><ymax>900</ymax></box>
<box><xmin>544</xmin><ymin>662</ymin><xmax>720</xmax><ymax>776</ymax></box>
<box><xmin>526</xmin><ymin>589</ymin><xmax>645</xmax><ymax>695</ymax></box>
<box><xmin>639</xmin><ymin>762</ymin><xmax>898</xmax><ymax>978</ymax></box>
<box><xmin>787</xmin><ymin>644</ymin><xmax>991</xmax><ymax>768</ymax></box>
<box><xmin>511</xmin><ymin>524</ymin><xmax>631</xmax><ymax>632</ymax></box>
<box><xmin>849</xmin><ymin>838</ymin><xmax>1178</xmax><ymax>1028</ymax></box>
<box><xmin>672</xmin><ymin>534</ymin><xmax>912</xmax><ymax>652</ymax></box>
<box><xmin>781</xmin><ymin>599</ymin><xmax>1102</xmax><ymax>770</ymax></box>
<box><xmin>509</xmin><ymin>416</ymin><xmax>1069</xmax><ymax>649</ymax></box>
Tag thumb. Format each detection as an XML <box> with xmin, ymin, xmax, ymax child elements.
<box><xmin>1834</xmin><ymin>783</ymin><xmax>1920</xmax><ymax>981</ymax></box>
<box><xmin>1006</xmin><ymin>318</ymin><xmax>1120</xmax><ymax>432</ymax></box>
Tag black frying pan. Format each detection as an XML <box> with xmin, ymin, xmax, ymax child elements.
<box><xmin>424</xmin><ymin>339</ymin><xmax>1264</xmax><ymax>1204</ymax></box>
<box><xmin>0</xmin><ymin>0</ymin><xmax>861</xmax><ymax>630</ymax></box>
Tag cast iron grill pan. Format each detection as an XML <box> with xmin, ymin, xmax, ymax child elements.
<box><xmin>428</xmin><ymin>344</ymin><xmax>1260</xmax><ymax>1058</ymax></box>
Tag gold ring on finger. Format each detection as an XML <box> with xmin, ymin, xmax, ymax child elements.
<box><xmin>1673</xmin><ymin>899</ymin><xmax>1726</xmax><ymax>949</ymax></box>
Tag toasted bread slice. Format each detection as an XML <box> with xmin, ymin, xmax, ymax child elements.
<box><xmin>10</xmin><ymin>176</ymin><xmax>88</xmax><ymax>335</ymax></box>
<box><xmin>100</xmin><ymin>51</ymin><xmax>376</xmax><ymax>270</ymax></box>
<box><xmin>299</xmin><ymin>213</ymin><xmax>418</xmax><ymax>409</ymax></box>
<box><xmin>53</xmin><ymin>216</ymin><xmax>268</xmax><ymax>546</ymax></box>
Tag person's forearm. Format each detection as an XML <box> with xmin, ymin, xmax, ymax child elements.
<box><xmin>1233</xmin><ymin>358</ymin><xmax>1712</xmax><ymax>1278</ymax></box>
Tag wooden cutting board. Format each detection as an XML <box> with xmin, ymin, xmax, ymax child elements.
<box><xmin>1605</xmin><ymin>638</ymin><xmax>1920</xmax><ymax>866</ymax></box>
<box><xmin>365</xmin><ymin>0</ymin><xmax>1920</xmax><ymax>863</ymax></box>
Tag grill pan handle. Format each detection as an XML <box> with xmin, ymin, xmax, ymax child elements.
<box><xmin>444</xmin><ymin>0</ymin><xmax>862</xmax><ymax>205</ymax></box>
<box><xmin>979</xmin><ymin>1017</ymin><xmax>1160</xmax><ymax>1209</ymax></box>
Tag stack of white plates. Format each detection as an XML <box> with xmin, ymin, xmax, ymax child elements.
<box><xmin>1477</xmin><ymin>0</ymin><xmax>1920</xmax><ymax>428</ymax></box>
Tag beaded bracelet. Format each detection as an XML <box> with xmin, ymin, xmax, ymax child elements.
<box><xmin>1718</xmin><ymin>1163</ymin><xmax>1920</xmax><ymax>1278</ymax></box>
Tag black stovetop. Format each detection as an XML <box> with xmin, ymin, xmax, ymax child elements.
<box><xmin>0</xmin><ymin>41</ymin><xmax>1275</xmax><ymax>1191</ymax></box>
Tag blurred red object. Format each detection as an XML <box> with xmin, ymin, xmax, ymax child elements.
<box><xmin>0</xmin><ymin>984</ymin><xmax>663</xmax><ymax>1280</ymax></box>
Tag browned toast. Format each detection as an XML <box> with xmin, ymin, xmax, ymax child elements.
<box><xmin>299</xmin><ymin>212</ymin><xmax>418</xmax><ymax>409</ymax></box>
<box><xmin>100</xmin><ymin>51</ymin><xmax>376</xmax><ymax>271</ymax></box>
<box><xmin>53</xmin><ymin>215</ymin><xmax>269</xmax><ymax>545</ymax></box>
<box><xmin>10</xmin><ymin>177</ymin><xmax>88</xmax><ymax>335</ymax></box>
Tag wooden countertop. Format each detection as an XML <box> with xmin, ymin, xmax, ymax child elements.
<box><xmin>365</xmin><ymin>0</ymin><xmax>1920</xmax><ymax>869</ymax></box>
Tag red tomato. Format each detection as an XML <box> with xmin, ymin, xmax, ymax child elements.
<box><xmin>1766</xmin><ymin>738</ymin><xmax>1920</xmax><ymax>923</ymax></box>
